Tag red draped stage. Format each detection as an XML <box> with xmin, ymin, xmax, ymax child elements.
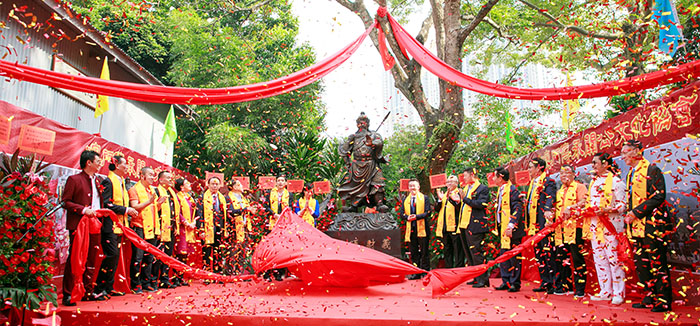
<box><xmin>57</xmin><ymin>280</ymin><xmax>700</xmax><ymax>326</ymax></box>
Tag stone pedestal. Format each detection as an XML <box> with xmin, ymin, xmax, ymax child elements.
<box><xmin>325</xmin><ymin>213</ymin><xmax>401</xmax><ymax>258</ymax></box>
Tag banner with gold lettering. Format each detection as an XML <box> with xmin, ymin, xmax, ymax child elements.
<box><xmin>0</xmin><ymin>100</ymin><xmax>197</xmax><ymax>183</ymax></box>
<box><xmin>508</xmin><ymin>80</ymin><xmax>700</xmax><ymax>172</ymax></box>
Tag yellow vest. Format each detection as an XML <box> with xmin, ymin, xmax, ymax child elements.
<box><xmin>458</xmin><ymin>180</ymin><xmax>481</xmax><ymax>229</ymax></box>
<box><xmin>298</xmin><ymin>198</ymin><xmax>317</xmax><ymax>226</ymax></box>
<box><xmin>156</xmin><ymin>185</ymin><xmax>180</xmax><ymax>242</ymax></box>
<box><xmin>133</xmin><ymin>182</ymin><xmax>160</xmax><ymax>240</ymax></box>
<box><xmin>107</xmin><ymin>171</ymin><xmax>128</xmax><ymax>235</ymax></box>
<box><xmin>497</xmin><ymin>182</ymin><xmax>512</xmax><ymax>249</ymax></box>
<box><xmin>403</xmin><ymin>192</ymin><xmax>426</xmax><ymax>241</ymax></box>
<box><xmin>436</xmin><ymin>188</ymin><xmax>459</xmax><ymax>237</ymax></box>
<box><xmin>554</xmin><ymin>181</ymin><xmax>588</xmax><ymax>245</ymax></box>
<box><xmin>202</xmin><ymin>189</ymin><xmax>228</xmax><ymax>245</ymax></box>
<box><xmin>626</xmin><ymin>158</ymin><xmax>649</xmax><ymax>238</ymax></box>
<box><xmin>269</xmin><ymin>187</ymin><xmax>289</xmax><ymax>230</ymax></box>
<box><xmin>526</xmin><ymin>172</ymin><xmax>547</xmax><ymax>235</ymax></box>
<box><xmin>229</xmin><ymin>192</ymin><xmax>252</xmax><ymax>243</ymax></box>
<box><xmin>168</xmin><ymin>187</ymin><xmax>181</xmax><ymax>235</ymax></box>
<box><xmin>177</xmin><ymin>191</ymin><xmax>196</xmax><ymax>243</ymax></box>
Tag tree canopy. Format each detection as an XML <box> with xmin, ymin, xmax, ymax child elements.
<box><xmin>71</xmin><ymin>0</ymin><xmax>328</xmax><ymax>180</ymax></box>
<box><xmin>336</xmin><ymin>0</ymin><xmax>699</xmax><ymax>190</ymax></box>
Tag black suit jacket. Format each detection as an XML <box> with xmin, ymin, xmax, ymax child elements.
<box><xmin>629</xmin><ymin>164</ymin><xmax>669</xmax><ymax>232</ymax></box>
<box><xmin>526</xmin><ymin>177</ymin><xmax>557</xmax><ymax>230</ymax></box>
<box><xmin>62</xmin><ymin>171</ymin><xmax>102</xmax><ymax>231</ymax></box>
<box><xmin>503</xmin><ymin>184</ymin><xmax>526</xmax><ymax>239</ymax></box>
<box><xmin>461</xmin><ymin>183</ymin><xmax>490</xmax><ymax>234</ymax></box>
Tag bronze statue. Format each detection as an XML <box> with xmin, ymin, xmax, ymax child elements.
<box><xmin>337</xmin><ymin>112</ymin><xmax>389</xmax><ymax>213</ymax></box>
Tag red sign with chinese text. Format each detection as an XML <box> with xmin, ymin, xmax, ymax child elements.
<box><xmin>233</xmin><ymin>176</ymin><xmax>250</xmax><ymax>190</ymax></box>
<box><xmin>429</xmin><ymin>173</ymin><xmax>447</xmax><ymax>189</ymax></box>
<box><xmin>0</xmin><ymin>115</ymin><xmax>10</xmax><ymax>145</ymax></box>
<box><xmin>486</xmin><ymin>172</ymin><xmax>497</xmax><ymax>188</ymax></box>
<box><xmin>514</xmin><ymin>170</ymin><xmax>531</xmax><ymax>186</ymax></box>
<box><xmin>313</xmin><ymin>180</ymin><xmax>331</xmax><ymax>194</ymax></box>
<box><xmin>18</xmin><ymin>124</ymin><xmax>56</xmax><ymax>156</ymax></box>
<box><xmin>258</xmin><ymin>176</ymin><xmax>275</xmax><ymax>189</ymax></box>
<box><xmin>287</xmin><ymin>179</ymin><xmax>304</xmax><ymax>193</ymax></box>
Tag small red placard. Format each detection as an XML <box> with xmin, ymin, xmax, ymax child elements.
<box><xmin>287</xmin><ymin>179</ymin><xmax>304</xmax><ymax>193</ymax></box>
<box><xmin>429</xmin><ymin>173</ymin><xmax>447</xmax><ymax>189</ymax></box>
<box><xmin>205</xmin><ymin>171</ymin><xmax>225</xmax><ymax>184</ymax></box>
<box><xmin>18</xmin><ymin>124</ymin><xmax>55</xmax><ymax>155</ymax></box>
<box><xmin>399</xmin><ymin>179</ymin><xmax>410</xmax><ymax>192</ymax></box>
<box><xmin>233</xmin><ymin>176</ymin><xmax>250</xmax><ymax>190</ymax></box>
<box><xmin>486</xmin><ymin>172</ymin><xmax>497</xmax><ymax>187</ymax></box>
<box><xmin>514</xmin><ymin>170</ymin><xmax>531</xmax><ymax>186</ymax></box>
<box><xmin>313</xmin><ymin>180</ymin><xmax>331</xmax><ymax>194</ymax></box>
<box><xmin>458</xmin><ymin>173</ymin><xmax>466</xmax><ymax>187</ymax></box>
<box><xmin>258</xmin><ymin>176</ymin><xmax>275</xmax><ymax>189</ymax></box>
<box><xmin>0</xmin><ymin>115</ymin><xmax>11</xmax><ymax>145</ymax></box>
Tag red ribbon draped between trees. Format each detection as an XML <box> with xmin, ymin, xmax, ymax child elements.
<box><xmin>2</xmin><ymin>10</ymin><xmax>700</xmax><ymax>104</ymax></box>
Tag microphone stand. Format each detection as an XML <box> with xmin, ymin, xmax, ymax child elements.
<box><xmin>14</xmin><ymin>201</ymin><xmax>63</xmax><ymax>326</ymax></box>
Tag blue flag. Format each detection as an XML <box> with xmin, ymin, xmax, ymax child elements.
<box><xmin>653</xmin><ymin>0</ymin><xmax>684</xmax><ymax>56</ymax></box>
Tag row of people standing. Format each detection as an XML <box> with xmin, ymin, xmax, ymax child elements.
<box><xmin>400</xmin><ymin>139</ymin><xmax>672</xmax><ymax>312</ymax></box>
<box><xmin>399</xmin><ymin>168</ymin><xmax>491</xmax><ymax>283</ymax></box>
<box><xmin>61</xmin><ymin>150</ymin><xmax>325</xmax><ymax>306</ymax></box>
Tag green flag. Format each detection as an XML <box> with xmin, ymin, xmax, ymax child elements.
<box><xmin>162</xmin><ymin>105</ymin><xmax>178</xmax><ymax>144</ymax></box>
<box><xmin>505</xmin><ymin>109</ymin><xmax>515</xmax><ymax>153</ymax></box>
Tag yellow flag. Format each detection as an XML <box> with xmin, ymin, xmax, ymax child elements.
<box><xmin>562</xmin><ymin>72</ymin><xmax>580</xmax><ymax>130</ymax></box>
<box><xmin>94</xmin><ymin>58</ymin><xmax>110</xmax><ymax>117</ymax></box>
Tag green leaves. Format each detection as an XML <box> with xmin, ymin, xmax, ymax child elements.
<box><xmin>0</xmin><ymin>149</ymin><xmax>50</xmax><ymax>182</ymax></box>
<box><xmin>0</xmin><ymin>285</ymin><xmax>57</xmax><ymax>310</ymax></box>
<box><xmin>204</xmin><ymin>122</ymin><xmax>271</xmax><ymax>177</ymax></box>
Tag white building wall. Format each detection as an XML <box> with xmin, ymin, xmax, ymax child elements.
<box><xmin>0</xmin><ymin>8</ymin><xmax>173</xmax><ymax>164</ymax></box>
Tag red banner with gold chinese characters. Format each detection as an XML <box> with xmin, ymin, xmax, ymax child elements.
<box><xmin>0</xmin><ymin>100</ymin><xmax>197</xmax><ymax>183</ymax></box>
<box><xmin>508</xmin><ymin>81</ymin><xmax>700</xmax><ymax>172</ymax></box>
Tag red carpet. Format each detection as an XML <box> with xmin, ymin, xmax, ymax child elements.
<box><xmin>57</xmin><ymin>278</ymin><xmax>699</xmax><ymax>325</ymax></box>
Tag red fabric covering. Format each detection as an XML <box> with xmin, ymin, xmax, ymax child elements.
<box><xmin>385</xmin><ymin>13</ymin><xmax>700</xmax><ymax>100</ymax></box>
<box><xmin>252</xmin><ymin>208</ymin><xmax>425</xmax><ymax>287</ymax></box>
<box><xmin>69</xmin><ymin>215</ymin><xmax>101</xmax><ymax>303</ymax></box>
<box><xmin>0</xmin><ymin>23</ymin><xmax>375</xmax><ymax>105</ymax></box>
<box><xmin>95</xmin><ymin>209</ymin><xmax>252</xmax><ymax>283</ymax></box>
<box><xmin>425</xmin><ymin>208</ymin><xmax>633</xmax><ymax>297</ymax></box>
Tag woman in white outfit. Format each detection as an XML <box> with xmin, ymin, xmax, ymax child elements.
<box><xmin>588</xmin><ymin>152</ymin><xmax>627</xmax><ymax>305</ymax></box>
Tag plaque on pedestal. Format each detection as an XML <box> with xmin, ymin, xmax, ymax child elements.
<box><xmin>325</xmin><ymin>213</ymin><xmax>401</xmax><ymax>258</ymax></box>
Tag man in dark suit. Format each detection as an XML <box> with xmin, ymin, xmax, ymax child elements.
<box><xmin>94</xmin><ymin>156</ymin><xmax>138</xmax><ymax>298</ymax></box>
<box><xmin>262</xmin><ymin>175</ymin><xmax>293</xmax><ymax>281</ymax></box>
<box><xmin>458</xmin><ymin>167</ymin><xmax>491</xmax><ymax>287</ymax></box>
<box><xmin>493</xmin><ymin>168</ymin><xmax>525</xmax><ymax>292</ymax></box>
<box><xmin>400</xmin><ymin>179</ymin><xmax>432</xmax><ymax>279</ymax></box>
<box><xmin>61</xmin><ymin>150</ymin><xmax>103</xmax><ymax>306</ymax></box>
<box><xmin>525</xmin><ymin>157</ymin><xmax>557</xmax><ymax>293</ymax></box>
<box><xmin>622</xmin><ymin>139</ymin><xmax>672</xmax><ymax>312</ymax></box>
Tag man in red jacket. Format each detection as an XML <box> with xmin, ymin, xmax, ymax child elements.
<box><xmin>61</xmin><ymin>150</ymin><xmax>103</xmax><ymax>306</ymax></box>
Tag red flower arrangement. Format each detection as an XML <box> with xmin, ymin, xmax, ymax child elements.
<box><xmin>0</xmin><ymin>152</ymin><xmax>57</xmax><ymax>313</ymax></box>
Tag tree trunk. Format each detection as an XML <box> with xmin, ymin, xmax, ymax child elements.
<box><xmin>335</xmin><ymin>0</ymin><xmax>497</xmax><ymax>191</ymax></box>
